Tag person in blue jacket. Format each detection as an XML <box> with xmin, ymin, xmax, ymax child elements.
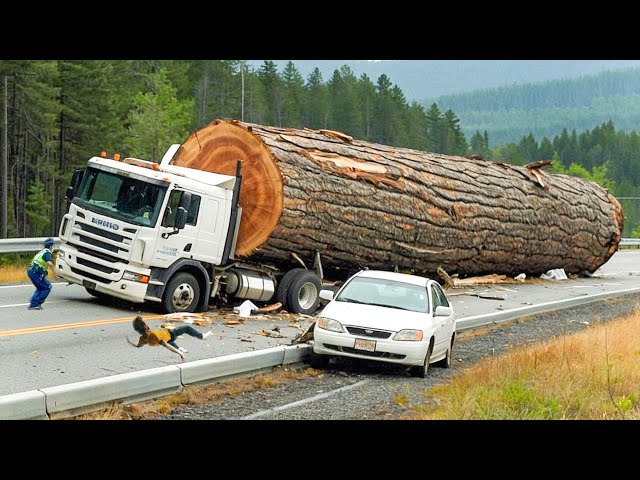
<box><xmin>27</xmin><ymin>238</ymin><xmax>55</xmax><ymax>310</ymax></box>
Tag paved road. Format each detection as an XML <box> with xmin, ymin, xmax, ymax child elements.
<box><xmin>1</xmin><ymin>250</ymin><xmax>639</xmax><ymax>397</ymax></box>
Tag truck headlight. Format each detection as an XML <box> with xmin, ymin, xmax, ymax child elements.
<box><xmin>122</xmin><ymin>271</ymin><xmax>150</xmax><ymax>283</ymax></box>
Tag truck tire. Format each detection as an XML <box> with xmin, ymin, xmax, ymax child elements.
<box><xmin>162</xmin><ymin>272</ymin><xmax>200</xmax><ymax>313</ymax></box>
<box><xmin>275</xmin><ymin>268</ymin><xmax>307</xmax><ymax>307</ymax></box>
<box><xmin>286</xmin><ymin>270</ymin><xmax>321</xmax><ymax>315</ymax></box>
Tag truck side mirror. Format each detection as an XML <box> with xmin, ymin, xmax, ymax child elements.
<box><xmin>175</xmin><ymin>192</ymin><xmax>191</xmax><ymax>230</ymax></box>
<box><xmin>65</xmin><ymin>169</ymin><xmax>84</xmax><ymax>212</ymax></box>
<box><xmin>162</xmin><ymin>191</ymin><xmax>191</xmax><ymax>238</ymax></box>
<box><xmin>175</xmin><ymin>206</ymin><xmax>188</xmax><ymax>230</ymax></box>
<box><xmin>66</xmin><ymin>169</ymin><xmax>84</xmax><ymax>202</ymax></box>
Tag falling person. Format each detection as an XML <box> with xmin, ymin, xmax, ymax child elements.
<box><xmin>127</xmin><ymin>315</ymin><xmax>213</xmax><ymax>362</ymax></box>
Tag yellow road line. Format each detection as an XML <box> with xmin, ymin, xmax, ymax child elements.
<box><xmin>0</xmin><ymin>314</ymin><xmax>166</xmax><ymax>337</ymax></box>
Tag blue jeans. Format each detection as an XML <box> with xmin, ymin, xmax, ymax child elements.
<box><xmin>28</xmin><ymin>266</ymin><xmax>51</xmax><ymax>308</ymax></box>
<box><xmin>167</xmin><ymin>325</ymin><xmax>203</xmax><ymax>348</ymax></box>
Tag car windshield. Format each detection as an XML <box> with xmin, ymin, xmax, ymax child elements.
<box><xmin>335</xmin><ymin>276</ymin><xmax>429</xmax><ymax>313</ymax></box>
<box><xmin>73</xmin><ymin>168</ymin><xmax>167</xmax><ymax>227</ymax></box>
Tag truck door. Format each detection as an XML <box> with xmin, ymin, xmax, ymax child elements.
<box><xmin>155</xmin><ymin>190</ymin><xmax>201</xmax><ymax>267</ymax></box>
<box><xmin>196</xmin><ymin>196</ymin><xmax>226</xmax><ymax>265</ymax></box>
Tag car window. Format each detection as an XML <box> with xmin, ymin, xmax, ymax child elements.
<box><xmin>431</xmin><ymin>283</ymin><xmax>450</xmax><ymax>313</ymax></box>
<box><xmin>336</xmin><ymin>277</ymin><xmax>429</xmax><ymax>313</ymax></box>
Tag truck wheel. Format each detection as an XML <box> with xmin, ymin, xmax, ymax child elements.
<box><xmin>162</xmin><ymin>272</ymin><xmax>200</xmax><ymax>313</ymax></box>
<box><xmin>286</xmin><ymin>270</ymin><xmax>321</xmax><ymax>315</ymax></box>
<box><xmin>275</xmin><ymin>268</ymin><xmax>307</xmax><ymax>307</ymax></box>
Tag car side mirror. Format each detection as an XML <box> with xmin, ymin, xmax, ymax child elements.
<box><xmin>435</xmin><ymin>305</ymin><xmax>452</xmax><ymax>317</ymax></box>
<box><xmin>319</xmin><ymin>289</ymin><xmax>334</xmax><ymax>301</ymax></box>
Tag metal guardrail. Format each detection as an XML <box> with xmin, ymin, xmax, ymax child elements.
<box><xmin>0</xmin><ymin>237</ymin><xmax>61</xmax><ymax>254</ymax></box>
<box><xmin>0</xmin><ymin>237</ymin><xmax>639</xmax><ymax>254</ymax></box>
<box><xmin>619</xmin><ymin>238</ymin><xmax>640</xmax><ymax>247</ymax></box>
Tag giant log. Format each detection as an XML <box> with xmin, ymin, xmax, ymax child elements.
<box><xmin>170</xmin><ymin>119</ymin><xmax>623</xmax><ymax>279</ymax></box>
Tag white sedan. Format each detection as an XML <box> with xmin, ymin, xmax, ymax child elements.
<box><xmin>311</xmin><ymin>270</ymin><xmax>456</xmax><ymax>377</ymax></box>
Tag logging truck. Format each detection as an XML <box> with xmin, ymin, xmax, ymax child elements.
<box><xmin>55</xmin><ymin>144</ymin><xmax>326</xmax><ymax>315</ymax></box>
<box><xmin>55</xmin><ymin>119</ymin><xmax>623</xmax><ymax>315</ymax></box>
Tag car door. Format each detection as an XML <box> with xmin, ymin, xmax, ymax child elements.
<box><xmin>430</xmin><ymin>281</ymin><xmax>454</xmax><ymax>356</ymax></box>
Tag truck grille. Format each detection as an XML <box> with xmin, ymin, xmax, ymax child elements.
<box><xmin>67</xmin><ymin>214</ymin><xmax>139</xmax><ymax>283</ymax></box>
<box><xmin>70</xmin><ymin>267</ymin><xmax>110</xmax><ymax>284</ymax></box>
<box><xmin>76</xmin><ymin>256</ymin><xmax>119</xmax><ymax>274</ymax></box>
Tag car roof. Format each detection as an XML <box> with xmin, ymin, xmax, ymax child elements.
<box><xmin>354</xmin><ymin>270</ymin><xmax>432</xmax><ymax>287</ymax></box>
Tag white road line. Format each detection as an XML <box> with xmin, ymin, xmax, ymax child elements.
<box><xmin>240</xmin><ymin>379</ymin><xmax>370</xmax><ymax>420</ymax></box>
<box><xmin>0</xmin><ymin>301</ymin><xmax>62</xmax><ymax>308</ymax></box>
<box><xmin>0</xmin><ymin>282</ymin><xmax>68</xmax><ymax>290</ymax></box>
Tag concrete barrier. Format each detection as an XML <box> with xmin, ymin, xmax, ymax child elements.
<box><xmin>180</xmin><ymin>347</ymin><xmax>286</xmax><ymax>386</ymax></box>
<box><xmin>43</xmin><ymin>365</ymin><xmax>182</xmax><ymax>419</ymax></box>
<box><xmin>282</xmin><ymin>343</ymin><xmax>311</xmax><ymax>365</ymax></box>
<box><xmin>0</xmin><ymin>390</ymin><xmax>48</xmax><ymax>420</ymax></box>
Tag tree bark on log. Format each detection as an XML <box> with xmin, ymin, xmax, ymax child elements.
<box><xmin>170</xmin><ymin>119</ymin><xmax>623</xmax><ymax>279</ymax></box>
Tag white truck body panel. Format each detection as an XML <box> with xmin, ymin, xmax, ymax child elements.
<box><xmin>56</xmin><ymin>151</ymin><xmax>237</xmax><ymax>306</ymax></box>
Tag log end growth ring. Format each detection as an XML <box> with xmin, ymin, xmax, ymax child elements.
<box><xmin>170</xmin><ymin>119</ymin><xmax>284</xmax><ymax>257</ymax></box>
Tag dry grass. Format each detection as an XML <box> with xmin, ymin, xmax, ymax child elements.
<box><xmin>403</xmin><ymin>311</ymin><xmax>640</xmax><ymax>420</ymax></box>
<box><xmin>70</xmin><ymin>366</ymin><xmax>324</xmax><ymax>420</ymax></box>
<box><xmin>0</xmin><ymin>254</ymin><xmax>57</xmax><ymax>284</ymax></box>
<box><xmin>0</xmin><ymin>263</ymin><xmax>31</xmax><ymax>284</ymax></box>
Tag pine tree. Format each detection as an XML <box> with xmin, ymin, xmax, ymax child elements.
<box><xmin>125</xmin><ymin>69</ymin><xmax>195</xmax><ymax>162</ymax></box>
<box><xmin>25</xmin><ymin>179</ymin><xmax>50</xmax><ymax>236</ymax></box>
<box><xmin>303</xmin><ymin>68</ymin><xmax>328</xmax><ymax>129</ymax></box>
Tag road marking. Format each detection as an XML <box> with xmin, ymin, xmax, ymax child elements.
<box><xmin>0</xmin><ymin>301</ymin><xmax>64</xmax><ymax>309</ymax></box>
<box><xmin>240</xmin><ymin>379</ymin><xmax>370</xmax><ymax>420</ymax></box>
<box><xmin>0</xmin><ymin>314</ymin><xmax>166</xmax><ymax>336</ymax></box>
<box><xmin>0</xmin><ymin>282</ymin><xmax>69</xmax><ymax>290</ymax></box>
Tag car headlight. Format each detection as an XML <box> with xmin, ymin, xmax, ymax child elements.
<box><xmin>57</xmin><ymin>249</ymin><xmax>65</xmax><ymax>260</ymax></box>
<box><xmin>122</xmin><ymin>271</ymin><xmax>150</xmax><ymax>284</ymax></box>
<box><xmin>393</xmin><ymin>329</ymin><xmax>424</xmax><ymax>341</ymax></box>
<box><xmin>316</xmin><ymin>316</ymin><xmax>345</xmax><ymax>333</ymax></box>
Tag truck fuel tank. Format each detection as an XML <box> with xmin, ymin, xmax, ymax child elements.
<box><xmin>225</xmin><ymin>269</ymin><xmax>275</xmax><ymax>302</ymax></box>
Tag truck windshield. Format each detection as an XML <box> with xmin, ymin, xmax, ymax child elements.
<box><xmin>73</xmin><ymin>168</ymin><xmax>167</xmax><ymax>227</ymax></box>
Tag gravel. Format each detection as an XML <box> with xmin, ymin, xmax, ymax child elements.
<box><xmin>154</xmin><ymin>294</ymin><xmax>639</xmax><ymax>420</ymax></box>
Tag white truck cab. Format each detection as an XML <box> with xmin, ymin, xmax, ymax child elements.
<box><xmin>57</xmin><ymin>145</ymin><xmax>324</xmax><ymax>314</ymax></box>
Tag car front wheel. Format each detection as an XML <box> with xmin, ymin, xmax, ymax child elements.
<box><xmin>309</xmin><ymin>351</ymin><xmax>330</xmax><ymax>369</ymax></box>
<box><xmin>435</xmin><ymin>337</ymin><xmax>454</xmax><ymax>368</ymax></box>
<box><xmin>410</xmin><ymin>340</ymin><xmax>434</xmax><ymax>378</ymax></box>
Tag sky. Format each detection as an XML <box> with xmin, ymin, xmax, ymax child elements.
<box><xmin>261</xmin><ymin>60</ymin><xmax>640</xmax><ymax>102</ymax></box>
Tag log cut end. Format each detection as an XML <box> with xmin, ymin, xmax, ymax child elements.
<box><xmin>170</xmin><ymin>119</ymin><xmax>284</xmax><ymax>257</ymax></box>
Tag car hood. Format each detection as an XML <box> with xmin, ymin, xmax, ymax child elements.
<box><xmin>318</xmin><ymin>301</ymin><xmax>431</xmax><ymax>332</ymax></box>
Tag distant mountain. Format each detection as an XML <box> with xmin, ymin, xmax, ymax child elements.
<box><xmin>428</xmin><ymin>67</ymin><xmax>640</xmax><ymax>146</ymax></box>
<box><xmin>258</xmin><ymin>60</ymin><xmax>640</xmax><ymax>102</ymax></box>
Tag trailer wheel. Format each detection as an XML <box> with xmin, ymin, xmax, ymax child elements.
<box><xmin>275</xmin><ymin>268</ymin><xmax>307</xmax><ymax>307</ymax></box>
<box><xmin>286</xmin><ymin>270</ymin><xmax>321</xmax><ymax>315</ymax></box>
<box><xmin>162</xmin><ymin>272</ymin><xmax>200</xmax><ymax>313</ymax></box>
